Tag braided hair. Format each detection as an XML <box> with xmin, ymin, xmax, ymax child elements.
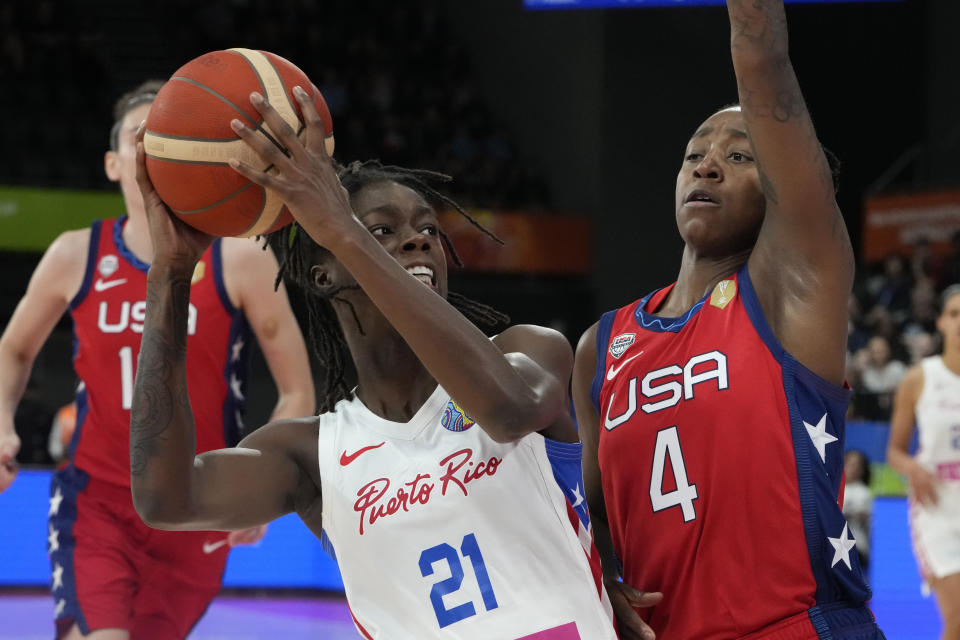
<box><xmin>266</xmin><ymin>160</ymin><xmax>510</xmax><ymax>413</ymax></box>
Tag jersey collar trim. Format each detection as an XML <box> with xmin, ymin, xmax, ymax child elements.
<box><xmin>113</xmin><ymin>216</ymin><xmax>151</xmax><ymax>274</ymax></box>
<box><xmin>338</xmin><ymin>383</ymin><xmax>449</xmax><ymax>440</ymax></box>
<box><xmin>633</xmin><ymin>283</ymin><xmax>708</xmax><ymax>333</ymax></box>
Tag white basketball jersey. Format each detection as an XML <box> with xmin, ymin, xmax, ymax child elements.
<box><xmin>916</xmin><ymin>356</ymin><xmax>960</xmax><ymax>482</ymax></box>
<box><xmin>316</xmin><ymin>384</ymin><xmax>615</xmax><ymax>639</ymax></box>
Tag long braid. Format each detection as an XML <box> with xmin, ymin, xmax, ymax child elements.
<box><xmin>266</xmin><ymin>161</ymin><xmax>510</xmax><ymax>413</ymax></box>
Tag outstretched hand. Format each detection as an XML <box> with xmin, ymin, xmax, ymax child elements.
<box><xmin>227</xmin><ymin>87</ymin><xmax>358</xmax><ymax>250</ymax></box>
<box><xmin>134</xmin><ymin>123</ymin><xmax>215</xmax><ymax>272</ymax></box>
<box><xmin>605</xmin><ymin>577</ymin><xmax>663</xmax><ymax>640</ymax></box>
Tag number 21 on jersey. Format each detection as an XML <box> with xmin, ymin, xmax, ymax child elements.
<box><xmin>650</xmin><ymin>426</ymin><xmax>698</xmax><ymax>522</ymax></box>
<box><xmin>419</xmin><ymin>533</ymin><xmax>499</xmax><ymax>629</ymax></box>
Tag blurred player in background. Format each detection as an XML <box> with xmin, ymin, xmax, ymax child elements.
<box><xmin>889</xmin><ymin>284</ymin><xmax>960</xmax><ymax>640</ymax></box>
<box><xmin>0</xmin><ymin>81</ymin><xmax>315</xmax><ymax>639</ymax></box>
<box><xmin>125</xmin><ymin>88</ymin><xmax>617</xmax><ymax>639</ymax></box>
<box><xmin>572</xmin><ymin>1</ymin><xmax>883</xmax><ymax>638</ymax></box>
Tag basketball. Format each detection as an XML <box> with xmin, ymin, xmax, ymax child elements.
<box><xmin>143</xmin><ymin>48</ymin><xmax>334</xmax><ymax>237</ymax></box>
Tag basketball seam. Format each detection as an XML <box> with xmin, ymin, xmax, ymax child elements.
<box><xmin>144</xmin><ymin>131</ymin><xmax>239</xmax><ymax>143</ymax></box>
<box><xmin>238</xmin><ymin>185</ymin><xmax>270</xmax><ymax>237</ymax></box>
<box><xmin>168</xmin><ymin>76</ymin><xmax>258</xmax><ymax>127</ymax></box>
<box><xmin>169</xmin><ymin>182</ymin><xmax>256</xmax><ymax>216</ymax></box>
<box><xmin>262</xmin><ymin>54</ymin><xmax>302</xmax><ymax>130</ymax></box>
<box><xmin>255</xmin><ymin>124</ymin><xmax>290</xmax><ymax>159</ymax></box>
<box><xmin>245</xmin><ymin>200</ymin><xmax>285</xmax><ymax>237</ymax></box>
<box><xmin>230</xmin><ymin>48</ymin><xmax>299</xmax><ymax>154</ymax></box>
<box><xmin>143</xmin><ymin>128</ymin><xmax>282</xmax><ymax>167</ymax></box>
<box><xmin>228</xmin><ymin>48</ymin><xmax>268</xmax><ymax>102</ymax></box>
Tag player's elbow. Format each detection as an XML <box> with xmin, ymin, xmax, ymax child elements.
<box><xmin>132</xmin><ymin>489</ymin><xmax>192</xmax><ymax>530</ymax></box>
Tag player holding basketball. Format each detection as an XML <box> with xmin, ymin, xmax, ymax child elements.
<box><xmin>888</xmin><ymin>284</ymin><xmax>960</xmax><ymax>640</ymax></box>
<box><xmin>571</xmin><ymin>1</ymin><xmax>885</xmax><ymax>639</ymax></box>
<box><xmin>127</xmin><ymin>86</ymin><xmax>617</xmax><ymax>638</ymax></box>
<box><xmin>0</xmin><ymin>82</ymin><xmax>315</xmax><ymax>639</ymax></box>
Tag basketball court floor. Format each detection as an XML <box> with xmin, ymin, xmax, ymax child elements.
<box><xmin>0</xmin><ymin>592</ymin><xmax>359</xmax><ymax>639</ymax></box>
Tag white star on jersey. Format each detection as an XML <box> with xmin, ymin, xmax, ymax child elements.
<box><xmin>804</xmin><ymin>413</ymin><xmax>838</xmax><ymax>463</ymax></box>
<box><xmin>49</xmin><ymin>487</ymin><xmax>64</xmax><ymax>516</ymax></box>
<box><xmin>230</xmin><ymin>374</ymin><xmax>244</xmax><ymax>401</ymax></box>
<box><xmin>54</xmin><ymin>599</ymin><xmax>66</xmax><ymax>617</ymax></box>
<box><xmin>570</xmin><ymin>483</ymin><xmax>584</xmax><ymax>508</ymax></box>
<box><xmin>231</xmin><ymin>338</ymin><xmax>245</xmax><ymax>362</ymax></box>
<box><xmin>828</xmin><ymin>523</ymin><xmax>857</xmax><ymax>570</ymax></box>
<box><xmin>52</xmin><ymin>563</ymin><xmax>64</xmax><ymax>590</ymax></box>
<box><xmin>235</xmin><ymin>410</ymin><xmax>245</xmax><ymax>432</ymax></box>
<box><xmin>48</xmin><ymin>524</ymin><xmax>60</xmax><ymax>554</ymax></box>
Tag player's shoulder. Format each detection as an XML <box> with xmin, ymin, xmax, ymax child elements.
<box><xmin>900</xmin><ymin>363</ymin><xmax>925</xmax><ymax>395</ymax></box>
<box><xmin>575</xmin><ymin>321</ymin><xmax>600</xmax><ymax>358</ymax></box>
<box><xmin>221</xmin><ymin>236</ymin><xmax>278</xmax><ymax>265</ymax></box>
<box><xmin>36</xmin><ymin>228</ymin><xmax>93</xmax><ymax>285</ymax></box>
<box><xmin>494</xmin><ymin>324</ymin><xmax>567</xmax><ymax>349</ymax></box>
<box><xmin>494</xmin><ymin>324</ymin><xmax>574</xmax><ymax>370</ymax></box>
<box><xmin>47</xmin><ymin>227</ymin><xmax>93</xmax><ymax>263</ymax></box>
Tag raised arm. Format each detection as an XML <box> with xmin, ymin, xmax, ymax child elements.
<box><xmin>729</xmin><ymin>0</ymin><xmax>854</xmax><ymax>383</ymax></box>
<box><xmin>0</xmin><ymin>230</ymin><xmax>87</xmax><ymax>491</ymax></box>
<box><xmin>228</xmin><ymin>89</ymin><xmax>569</xmax><ymax>443</ymax></box>
<box><xmin>572</xmin><ymin>324</ymin><xmax>662</xmax><ymax>640</ymax></box>
<box><xmin>886</xmin><ymin>365</ymin><xmax>938</xmax><ymax>506</ymax></box>
<box><xmin>129</xmin><ymin>129</ymin><xmax>317</xmax><ymax>532</ymax></box>
<box><xmin>222</xmin><ymin>237</ymin><xmax>315</xmax><ymax>421</ymax></box>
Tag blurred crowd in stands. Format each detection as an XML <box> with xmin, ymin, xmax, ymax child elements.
<box><xmin>0</xmin><ymin>0</ymin><xmax>551</xmax><ymax>209</ymax></box>
<box><xmin>847</xmin><ymin>232</ymin><xmax>960</xmax><ymax>420</ymax></box>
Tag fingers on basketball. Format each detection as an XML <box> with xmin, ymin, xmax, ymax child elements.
<box><xmin>143</xmin><ymin>49</ymin><xmax>335</xmax><ymax>238</ymax></box>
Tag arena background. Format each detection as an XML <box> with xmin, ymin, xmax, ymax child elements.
<box><xmin>1</xmin><ymin>0</ymin><xmax>957</xmax><ymax>637</ymax></box>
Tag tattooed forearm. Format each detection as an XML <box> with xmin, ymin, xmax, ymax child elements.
<box><xmin>130</xmin><ymin>272</ymin><xmax>195</xmax><ymax>480</ymax></box>
<box><xmin>130</xmin><ymin>331</ymin><xmax>177</xmax><ymax>476</ymax></box>
<box><xmin>727</xmin><ymin>0</ymin><xmax>789</xmax><ymax>55</ymax></box>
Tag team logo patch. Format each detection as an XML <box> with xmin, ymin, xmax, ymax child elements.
<box><xmin>441</xmin><ymin>400</ymin><xmax>475</xmax><ymax>432</ymax></box>
<box><xmin>609</xmin><ymin>333</ymin><xmax>636</xmax><ymax>359</ymax></box>
<box><xmin>98</xmin><ymin>255</ymin><xmax>118</xmax><ymax>278</ymax></box>
<box><xmin>191</xmin><ymin>261</ymin><xmax>206</xmax><ymax>284</ymax></box>
<box><xmin>710</xmin><ymin>279</ymin><xmax>737</xmax><ymax>310</ymax></box>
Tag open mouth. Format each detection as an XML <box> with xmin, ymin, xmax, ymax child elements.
<box><xmin>406</xmin><ymin>265</ymin><xmax>436</xmax><ymax>288</ymax></box>
<box><xmin>685</xmin><ymin>190</ymin><xmax>719</xmax><ymax>205</ymax></box>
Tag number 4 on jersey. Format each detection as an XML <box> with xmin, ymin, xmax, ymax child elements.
<box><xmin>650</xmin><ymin>426</ymin><xmax>698</xmax><ymax>522</ymax></box>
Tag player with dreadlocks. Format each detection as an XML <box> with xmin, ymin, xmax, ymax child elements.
<box><xmin>127</xmin><ymin>87</ymin><xmax>618</xmax><ymax>638</ymax></box>
<box><xmin>270</xmin><ymin>159</ymin><xmax>511</xmax><ymax>414</ymax></box>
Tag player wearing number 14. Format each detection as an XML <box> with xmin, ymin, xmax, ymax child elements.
<box><xmin>0</xmin><ymin>82</ymin><xmax>314</xmax><ymax>638</ymax></box>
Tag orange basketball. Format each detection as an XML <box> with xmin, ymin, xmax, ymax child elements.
<box><xmin>143</xmin><ymin>49</ymin><xmax>334</xmax><ymax>237</ymax></box>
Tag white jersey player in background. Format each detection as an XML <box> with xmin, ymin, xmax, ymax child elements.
<box><xmin>889</xmin><ymin>284</ymin><xmax>960</xmax><ymax>640</ymax></box>
<box><xmin>127</xmin><ymin>86</ymin><xmax>620</xmax><ymax>640</ymax></box>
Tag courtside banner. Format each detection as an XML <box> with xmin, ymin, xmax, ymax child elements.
<box><xmin>438</xmin><ymin>209</ymin><xmax>591</xmax><ymax>275</ymax></box>
<box><xmin>0</xmin><ymin>187</ymin><xmax>124</xmax><ymax>251</ymax></box>
<box><xmin>862</xmin><ymin>190</ymin><xmax>960</xmax><ymax>262</ymax></box>
<box><xmin>0</xmin><ymin>187</ymin><xmax>592</xmax><ymax>276</ymax></box>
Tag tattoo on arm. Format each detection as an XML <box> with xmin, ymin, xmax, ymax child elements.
<box><xmin>730</xmin><ymin>0</ymin><xmax>848</xmax><ymax>247</ymax></box>
<box><xmin>728</xmin><ymin>0</ymin><xmax>789</xmax><ymax>54</ymax></box>
<box><xmin>130</xmin><ymin>276</ymin><xmax>192</xmax><ymax>478</ymax></box>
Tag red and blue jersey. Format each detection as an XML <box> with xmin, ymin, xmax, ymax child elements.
<box><xmin>591</xmin><ymin>265</ymin><xmax>878</xmax><ymax>639</ymax></box>
<box><xmin>67</xmin><ymin>217</ymin><xmax>253</xmax><ymax>488</ymax></box>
